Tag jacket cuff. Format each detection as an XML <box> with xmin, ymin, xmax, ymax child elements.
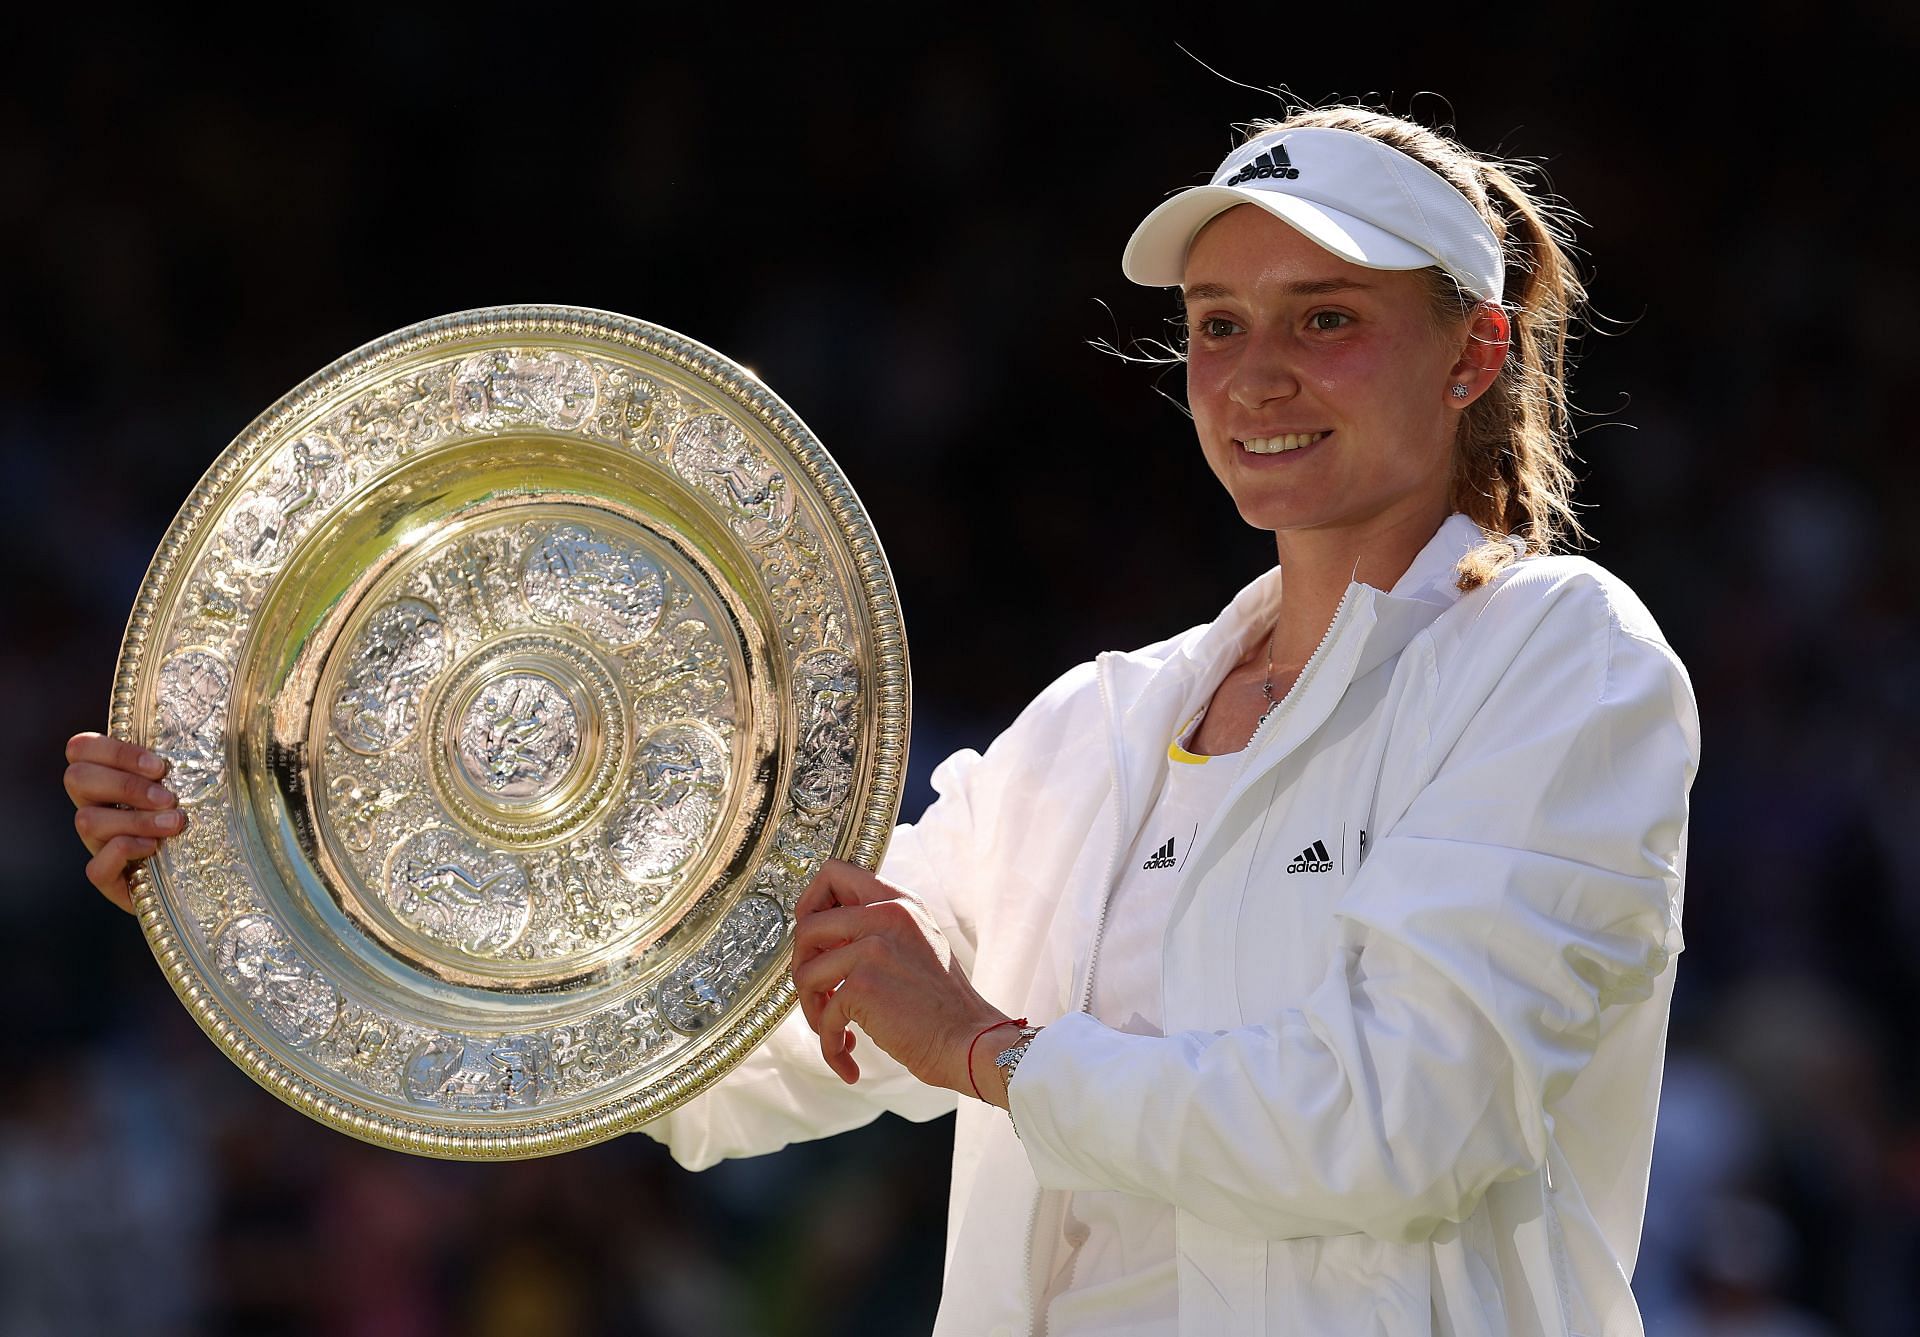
<box><xmin>1007</xmin><ymin>1011</ymin><xmax>1172</xmax><ymax>1190</ymax></box>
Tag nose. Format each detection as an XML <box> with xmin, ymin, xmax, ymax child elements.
<box><xmin>1226</xmin><ymin>327</ymin><xmax>1302</xmax><ymax>411</ymax></box>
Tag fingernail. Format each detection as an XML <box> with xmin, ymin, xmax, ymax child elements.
<box><xmin>156</xmin><ymin>810</ymin><xmax>183</xmax><ymax>832</ymax></box>
<box><xmin>147</xmin><ymin>784</ymin><xmax>173</xmax><ymax>806</ymax></box>
<box><xmin>139</xmin><ymin>752</ymin><xmax>168</xmax><ymax>779</ymax></box>
<box><xmin>132</xmin><ymin>837</ymin><xmax>157</xmax><ymax>853</ymax></box>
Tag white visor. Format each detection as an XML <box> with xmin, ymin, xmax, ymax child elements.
<box><xmin>1122</xmin><ymin>126</ymin><xmax>1504</xmax><ymax>303</ymax></box>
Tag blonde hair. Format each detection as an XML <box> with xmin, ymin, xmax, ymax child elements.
<box><xmin>1243</xmin><ymin>107</ymin><xmax>1590</xmax><ymax>591</ymax></box>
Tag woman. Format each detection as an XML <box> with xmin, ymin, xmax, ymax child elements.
<box><xmin>67</xmin><ymin>106</ymin><xmax>1698</xmax><ymax>1335</ymax></box>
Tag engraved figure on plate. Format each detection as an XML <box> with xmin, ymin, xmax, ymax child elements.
<box><xmin>402</xmin><ymin>1034</ymin><xmax>548</xmax><ymax>1110</ymax></box>
<box><xmin>456</xmin><ymin>673</ymin><xmax>580</xmax><ymax>799</ymax></box>
<box><xmin>215</xmin><ymin>915</ymin><xmax>341</xmax><ymax>1046</ymax></box>
<box><xmin>754</xmin><ymin>818</ymin><xmax>832</xmax><ymax>910</ymax></box>
<box><xmin>551</xmin><ymin>995</ymin><xmax>670</xmax><ymax>1094</ymax></box>
<box><xmin>520</xmin><ymin>523</ymin><xmax>666</xmax><ymax>647</ymax></box>
<box><xmin>452</xmin><ymin>350</ymin><xmax>597</xmax><ymax>432</ymax></box>
<box><xmin>790</xmin><ymin>649</ymin><xmax>859</xmax><ymax>813</ymax></box>
<box><xmin>226</xmin><ymin>435</ymin><xmax>337</xmax><ymax>570</ymax></box>
<box><xmin>627</xmin><ymin>601</ymin><xmax>732</xmax><ymax>721</ymax></box>
<box><xmin>331</xmin><ymin>598</ymin><xmax>447</xmax><ymax>754</ymax></box>
<box><xmin>426</xmin><ymin>536</ymin><xmax>518</xmax><ymax>643</ymax></box>
<box><xmin>608</xmin><ymin>721</ymin><xmax>730</xmax><ymax>883</ymax></box>
<box><xmin>386</xmin><ymin>829</ymin><xmax>531</xmax><ymax>957</ymax></box>
<box><xmin>340</xmin><ymin>371</ymin><xmax>455</xmax><ymax>461</ymax></box>
<box><xmin>658</xmin><ymin>895</ymin><xmax>786</xmax><ymax>1034</ymax></box>
<box><xmin>670</xmin><ymin>413</ymin><xmax>794</xmax><ymax>544</ymax></box>
<box><xmin>153</xmin><ymin>648</ymin><xmax>232</xmax><ymax>803</ymax></box>
<box><xmin>520</xmin><ymin>838</ymin><xmax>646</xmax><ymax>957</ymax></box>
<box><xmin>712</xmin><ymin>894</ymin><xmax>786</xmax><ymax>975</ymax></box>
<box><xmin>327</xmin><ymin>772</ymin><xmax>407</xmax><ymax>852</ymax></box>
<box><xmin>588</xmin><ymin>366</ymin><xmax>660</xmax><ymax>446</ymax></box>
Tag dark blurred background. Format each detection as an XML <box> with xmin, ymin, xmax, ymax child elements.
<box><xmin>4</xmin><ymin>8</ymin><xmax>1916</xmax><ymax>1336</ymax></box>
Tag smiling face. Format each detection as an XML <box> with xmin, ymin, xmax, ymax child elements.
<box><xmin>1183</xmin><ymin>203</ymin><xmax>1469</xmax><ymax>543</ymax></box>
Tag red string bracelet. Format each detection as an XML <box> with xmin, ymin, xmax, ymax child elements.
<box><xmin>967</xmin><ymin>1017</ymin><xmax>1028</xmax><ymax>1101</ymax></box>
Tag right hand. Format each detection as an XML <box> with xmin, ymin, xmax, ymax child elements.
<box><xmin>64</xmin><ymin>732</ymin><xmax>183</xmax><ymax>914</ymax></box>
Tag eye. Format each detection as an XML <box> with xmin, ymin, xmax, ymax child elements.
<box><xmin>1192</xmin><ymin>316</ymin><xmax>1242</xmax><ymax>339</ymax></box>
<box><xmin>1309</xmin><ymin>310</ymin><xmax>1352</xmax><ymax>332</ymax></box>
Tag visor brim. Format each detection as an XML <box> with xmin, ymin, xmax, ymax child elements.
<box><xmin>1121</xmin><ymin>186</ymin><xmax>1440</xmax><ymax>288</ymax></box>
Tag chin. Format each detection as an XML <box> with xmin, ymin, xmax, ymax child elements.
<box><xmin>1231</xmin><ymin>496</ymin><xmax>1320</xmax><ymax>534</ymax></box>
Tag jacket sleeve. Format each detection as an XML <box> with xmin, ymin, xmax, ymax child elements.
<box><xmin>633</xmin><ymin>746</ymin><xmax>989</xmax><ymax>1169</ymax></box>
<box><xmin>1009</xmin><ymin>577</ymin><xmax>1699</xmax><ymax>1242</ymax></box>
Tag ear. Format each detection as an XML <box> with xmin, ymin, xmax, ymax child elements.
<box><xmin>1444</xmin><ymin>301</ymin><xmax>1510</xmax><ymax>407</ymax></box>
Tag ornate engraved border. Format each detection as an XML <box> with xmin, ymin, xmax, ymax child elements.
<box><xmin>110</xmin><ymin>306</ymin><xmax>908</xmax><ymax>1158</ymax></box>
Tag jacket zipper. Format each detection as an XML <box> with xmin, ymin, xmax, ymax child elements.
<box><xmin>1074</xmin><ymin>657</ymin><xmax>1134</xmax><ymax>1016</ymax></box>
<box><xmin>1023</xmin><ymin>587</ymin><xmax>1360</xmax><ymax>1333</ymax></box>
<box><xmin>1233</xmin><ymin>581</ymin><xmax>1358</xmax><ymax>763</ymax></box>
<box><xmin>1023</xmin><ymin>1192</ymin><xmax>1049</xmax><ymax>1337</ymax></box>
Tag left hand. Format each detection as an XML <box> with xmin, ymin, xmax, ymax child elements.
<box><xmin>792</xmin><ymin>859</ymin><xmax>1012</xmax><ymax>1101</ymax></box>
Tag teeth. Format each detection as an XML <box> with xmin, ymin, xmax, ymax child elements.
<box><xmin>1240</xmin><ymin>432</ymin><xmax>1327</xmax><ymax>455</ymax></box>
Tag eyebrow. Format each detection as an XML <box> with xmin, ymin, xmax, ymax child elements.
<box><xmin>1181</xmin><ymin>278</ymin><xmax>1375</xmax><ymax>303</ymax></box>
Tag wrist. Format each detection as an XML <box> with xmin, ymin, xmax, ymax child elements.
<box><xmin>963</xmin><ymin>1015</ymin><xmax>1025</xmax><ymax>1107</ymax></box>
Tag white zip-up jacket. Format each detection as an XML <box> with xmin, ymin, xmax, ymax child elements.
<box><xmin>642</xmin><ymin>514</ymin><xmax>1700</xmax><ymax>1337</ymax></box>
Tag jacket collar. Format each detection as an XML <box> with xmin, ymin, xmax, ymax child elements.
<box><xmin>1098</xmin><ymin>512</ymin><xmax>1485</xmax><ymax>722</ymax></box>
<box><xmin>1355</xmin><ymin>510</ymin><xmax>1484</xmax><ymax>678</ymax></box>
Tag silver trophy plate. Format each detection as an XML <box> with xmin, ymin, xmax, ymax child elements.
<box><xmin>111</xmin><ymin>307</ymin><xmax>908</xmax><ymax>1159</ymax></box>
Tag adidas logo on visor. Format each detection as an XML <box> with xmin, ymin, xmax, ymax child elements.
<box><xmin>1225</xmin><ymin>145</ymin><xmax>1300</xmax><ymax>185</ymax></box>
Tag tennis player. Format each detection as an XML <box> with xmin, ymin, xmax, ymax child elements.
<box><xmin>68</xmin><ymin>105</ymin><xmax>1698</xmax><ymax>1336</ymax></box>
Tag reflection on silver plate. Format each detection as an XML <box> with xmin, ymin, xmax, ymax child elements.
<box><xmin>111</xmin><ymin>306</ymin><xmax>908</xmax><ymax>1159</ymax></box>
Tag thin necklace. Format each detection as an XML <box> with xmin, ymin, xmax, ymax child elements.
<box><xmin>1259</xmin><ymin>624</ymin><xmax>1282</xmax><ymax>720</ymax></box>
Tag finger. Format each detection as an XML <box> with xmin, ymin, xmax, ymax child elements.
<box><xmin>87</xmin><ymin>834</ymin><xmax>157</xmax><ymax>914</ymax></box>
<box><xmin>813</xmin><ymin>989</ymin><xmax>861</xmax><ymax>1085</ymax></box>
<box><xmin>793</xmin><ymin>859</ymin><xmax>896</xmax><ymax>919</ymax></box>
<box><xmin>75</xmin><ymin>803</ymin><xmax>187</xmax><ymax>854</ymax></box>
<box><xmin>791</xmin><ymin>903</ymin><xmax>901</xmax><ymax>970</ymax></box>
<box><xmin>793</xmin><ymin>860</ymin><xmax>857</xmax><ymax>918</ymax></box>
<box><xmin>792</xmin><ymin>939</ymin><xmax>874</xmax><ymax>1033</ymax></box>
<box><xmin>66</xmin><ymin>732</ymin><xmax>169</xmax><ymax>781</ymax></box>
<box><xmin>63</xmin><ymin>760</ymin><xmax>178</xmax><ymax>811</ymax></box>
<box><xmin>792</xmin><ymin>903</ymin><xmax>860</xmax><ymax>962</ymax></box>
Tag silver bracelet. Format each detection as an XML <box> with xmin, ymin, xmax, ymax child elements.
<box><xmin>993</xmin><ymin>1025</ymin><xmax>1041</xmax><ymax>1129</ymax></box>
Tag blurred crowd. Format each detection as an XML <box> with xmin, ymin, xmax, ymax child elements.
<box><xmin>4</xmin><ymin>12</ymin><xmax>1915</xmax><ymax>1336</ymax></box>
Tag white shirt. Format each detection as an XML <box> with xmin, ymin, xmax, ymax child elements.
<box><xmin>1047</xmin><ymin>716</ymin><xmax>1242</xmax><ymax>1335</ymax></box>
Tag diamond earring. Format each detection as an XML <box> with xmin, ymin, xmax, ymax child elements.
<box><xmin>1450</xmin><ymin>384</ymin><xmax>1471</xmax><ymax>400</ymax></box>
